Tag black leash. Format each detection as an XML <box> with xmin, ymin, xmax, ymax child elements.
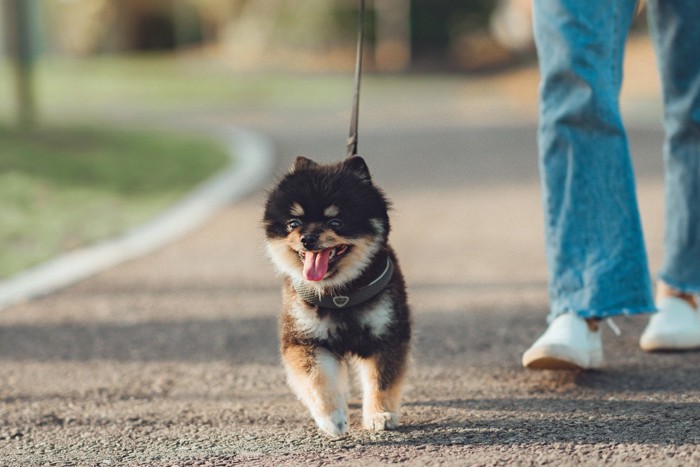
<box><xmin>346</xmin><ymin>0</ymin><xmax>365</xmax><ymax>158</ymax></box>
<box><xmin>295</xmin><ymin>1</ymin><xmax>395</xmax><ymax>310</ymax></box>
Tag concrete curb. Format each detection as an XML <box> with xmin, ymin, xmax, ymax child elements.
<box><xmin>0</xmin><ymin>126</ymin><xmax>276</xmax><ymax>311</ymax></box>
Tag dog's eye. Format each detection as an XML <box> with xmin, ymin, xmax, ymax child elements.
<box><xmin>328</xmin><ymin>219</ymin><xmax>343</xmax><ymax>229</ymax></box>
<box><xmin>286</xmin><ymin>219</ymin><xmax>302</xmax><ymax>231</ymax></box>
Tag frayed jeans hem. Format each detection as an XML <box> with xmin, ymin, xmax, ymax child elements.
<box><xmin>547</xmin><ymin>305</ymin><xmax>657</xmax><ymax>323</ymax></box>
<box><xmin>658</xmin><ymin>274</ymin><xmax>700</xmax><ymax>296</ymax></box>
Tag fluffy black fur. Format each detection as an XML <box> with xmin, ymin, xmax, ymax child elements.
<box><xmin>264</xmin><ymin>156</ymin><xmax>390</xmax><ymax>245</ymax></box>
<box><xmin>263</xmin><ymin>155</ymin><xmax>411</xmax><ymax>437</ymax></box>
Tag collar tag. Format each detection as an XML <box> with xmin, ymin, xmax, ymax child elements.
<box><xmin>332</xmin><ymin>296</ymin><xmax>350</xmax><ymax>308</ymax></box>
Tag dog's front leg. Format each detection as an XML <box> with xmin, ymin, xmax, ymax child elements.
<box><xmin>357</xmin><ymin>349</ymin><xmax>408</xmax><ymax>431</ymax></box>
<box><xmin>282</xmin><ymin>345</ymin><xmax>348</xmax><ymax>437</ymax></box>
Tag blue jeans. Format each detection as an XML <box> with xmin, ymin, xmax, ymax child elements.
<box><xmin>534</xmin><ymin>0</ymin><xmax>700</xmax><ymax>321</ymax></box>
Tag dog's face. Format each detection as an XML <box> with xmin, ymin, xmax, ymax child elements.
<box><xmin>264</xmin><ymin>156</ymin><xmax>390</xmax><ymax>289</ymax></box>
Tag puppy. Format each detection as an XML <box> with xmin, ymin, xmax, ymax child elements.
<box><xmin>263</xmin><ymin>155</ymin><xmax>411</xmax><ymax>437</ymax></box>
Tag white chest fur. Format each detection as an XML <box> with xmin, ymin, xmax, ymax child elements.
<box><xmin>291</xmin><ymin>293</ymin><xmax>394</xmax><ymax>341</ymax></box>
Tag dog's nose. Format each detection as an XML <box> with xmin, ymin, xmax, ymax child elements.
<box><xmin>300</xmin><ymin>233</ymin><xmax>318</xmax><ymax>249</ymax></box>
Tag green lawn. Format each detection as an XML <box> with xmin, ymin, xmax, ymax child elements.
<box><xmin>0</xmin><ymin>53</ymin><xmax>480</xmax><ymax>125</ymax></box>
<box><xmin>0</xmin><ymin>55</ymin><xmax>355</xmax><ymax>123</ymax></box>
<box><xmin>0</xmin><ymin>125</ymin><xmax>229</xmax><ymax>279</ymax></box>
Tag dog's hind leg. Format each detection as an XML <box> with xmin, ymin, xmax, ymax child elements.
<box><xmin>282</xmin><ymin>345</ymin><xmax>349</xmax><ymax>437</ymax></box>
<box><xmin>357</xmin><ymin>349</ymin><xmax>408</xmax><ymax>431</ymax></box>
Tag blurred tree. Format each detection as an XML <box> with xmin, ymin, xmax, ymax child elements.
<box><xmin>32</xmin><ymin>0</ymin><xmax>519</xmax><ymax>71</ymax></box>
<box><xmin>220</xmin><ymin>0</ymin><xmax>342</xmax><ymax>68</ymax></box>
<box><xmin>3</xmin><ymin>0</ymin><xmax>37</xmax><ymax>130</ymax></box>
<box><xmin>490</xmin><ymin>0</ymin><xmax>533</xmax><ymax>53</ymax></box>
<box><xmin>220</xmin><ymin>0</ymin><xmax>282</xmax><ymax>64</ymax></box>
<box><xmin>375</xmin><ymin>0</ymin><xmax>411</xmax><ymax>71</ymax></box>
<box><xmin>188</xmin><ymin>0</ymin><xmax>243</xmax><ymax>43</ymax></box>
<box><xmin>411</xmin><ymin>0</ymin><xmax>493</xmax><ymax>57</ymax></box>
<box><xmin>47</xmin><ymin>0</ymin><xmax>113</xmax><ymax>55</ymax></box>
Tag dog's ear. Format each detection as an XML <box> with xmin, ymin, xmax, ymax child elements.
<box><xmin>342</xmin><ymin>156</ymin><xmax>372</xmax><ymax>182</ymax></box>
<box><xmin>291</xmin><ymin>156</ymin><xmax>319</xmax><ymax>172</ymax></box>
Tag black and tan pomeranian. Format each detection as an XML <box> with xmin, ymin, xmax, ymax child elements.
<box><xmin>263</xmin><ymin>155</ymin><xmax>411</xmax><ymax>437</ymax></box>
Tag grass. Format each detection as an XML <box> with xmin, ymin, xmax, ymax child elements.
<box><xmin>0</xmin><ymin>55</ymin><xmax>356</xmax><ymax>123</ymax></box>
<box><xmin>0</xmin><ymin>54</ymin><xmax>481</xmax><ymax>122</ymax></box>
<box><xmin>0</xmin><ymin>125</ymin><xmax>229</xmax><ymax>279</ymax></box>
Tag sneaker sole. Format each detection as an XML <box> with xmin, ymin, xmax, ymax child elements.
<box><xmin>640</xmin><ymin>336</ymin><xmax>700</xmax><ymax>352</ymax></box>
<box><xmin>523</xmin><ymin>355</ymin><xmax>584</xmax><ymax>370</ymax></box>
<box><xmin>522</xmin><ymin>345</ymin><xmax>601</xmax><ymax>370</ymax></box>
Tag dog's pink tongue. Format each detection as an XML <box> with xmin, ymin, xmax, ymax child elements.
<box><xmin>303</xmin><ymin>249</ymin><xmax>331</xmax><ymax>281</ymax></box>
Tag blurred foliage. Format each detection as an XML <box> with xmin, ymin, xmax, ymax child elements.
<box><xmin>31</xmin><ymin>0</ymin><xmax>505</xmax><ymax>69</ymax></box>
<box><xmin>411</xmin><ymin>0</ymin><xmax>495</xmax><ymax>51</ymax></box>
<box><xmin>0</xmin><ymin>56</ymin><xmax>358</xmax><ymax>124</ymax></box>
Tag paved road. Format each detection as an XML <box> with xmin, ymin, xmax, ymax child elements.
<box><xmin>3</xmin><ymin>48</ymin><xmax>700</xmax><ymax>465</ymax></box>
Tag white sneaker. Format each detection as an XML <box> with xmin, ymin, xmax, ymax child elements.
<box><xmin>522</xmin><ymin>313</ymin><xmax>603</xmax><ymax>370</ymax></box>
<box><xmin>639</xmin><ymin>296</ymin><xmax>700</xmax><ymax>351</ymax></box>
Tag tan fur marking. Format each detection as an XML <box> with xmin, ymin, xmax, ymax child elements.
<box><xmin>318</xmin><ymin>231</ymin><xmax>341</xmax><ymax>246</ymax></box>
<box><xmin>283</xmin><ymin>344</ymin><xmax>313</xmax><ymax>371</ymax></box>
<box><xmin>356</xmin><ymin>356</ymin><xmax>406</xmax><ymax>431</ymax></box>
<box><xmin>290</xmin><ymin>202</ymin><xmax>305</xmax><ymax>217</ymax></box>
<box><xmin>287</xmin><ymin>230</ymin><xmax>303</xmax><ymax>245</ymax></box>
<box><xmin>324</xmin><ymin>205</ymin><xmax>340</xmax><ymax>217</ymax></box>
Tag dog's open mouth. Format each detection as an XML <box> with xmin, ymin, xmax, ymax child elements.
<box><xmin>299</xmin><ymin>245</ymin><xmax>350</xmax><ymax>281</ymax></box>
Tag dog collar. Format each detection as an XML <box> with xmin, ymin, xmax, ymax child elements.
<box><xmin>294</xmin><ymin>258</ymin><xmax>394</xmax><ymax>309</ymax></box>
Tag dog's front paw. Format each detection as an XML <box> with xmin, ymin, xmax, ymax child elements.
<box><xmin>315</xmin><ymin>409</ymin><xmax>348</xmax><ymax>437</ymax></box>
<box><xmin>363</xmin><ymin>412</ymin><xmax>398</xmax><ymax>431</ymax></box>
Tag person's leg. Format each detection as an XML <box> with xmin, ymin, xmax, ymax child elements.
<box><xmin>640</xmin><ymin>0</ymin><xmax>700</xmax><ymax>351</ymax></box>
<box><xmin>646</xmin><ymin>0</ymin><xmax>700</xmax><ymax>297</ymax></box>
<box><xmin>535</xmin><ymin>0</ymin><xmax>653</xmax><ymax>321</ymax></box>
<box><xmin>524</xmin><ymin>0</ymin><xmax>654</xmax><ymax>369</ymax></box>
